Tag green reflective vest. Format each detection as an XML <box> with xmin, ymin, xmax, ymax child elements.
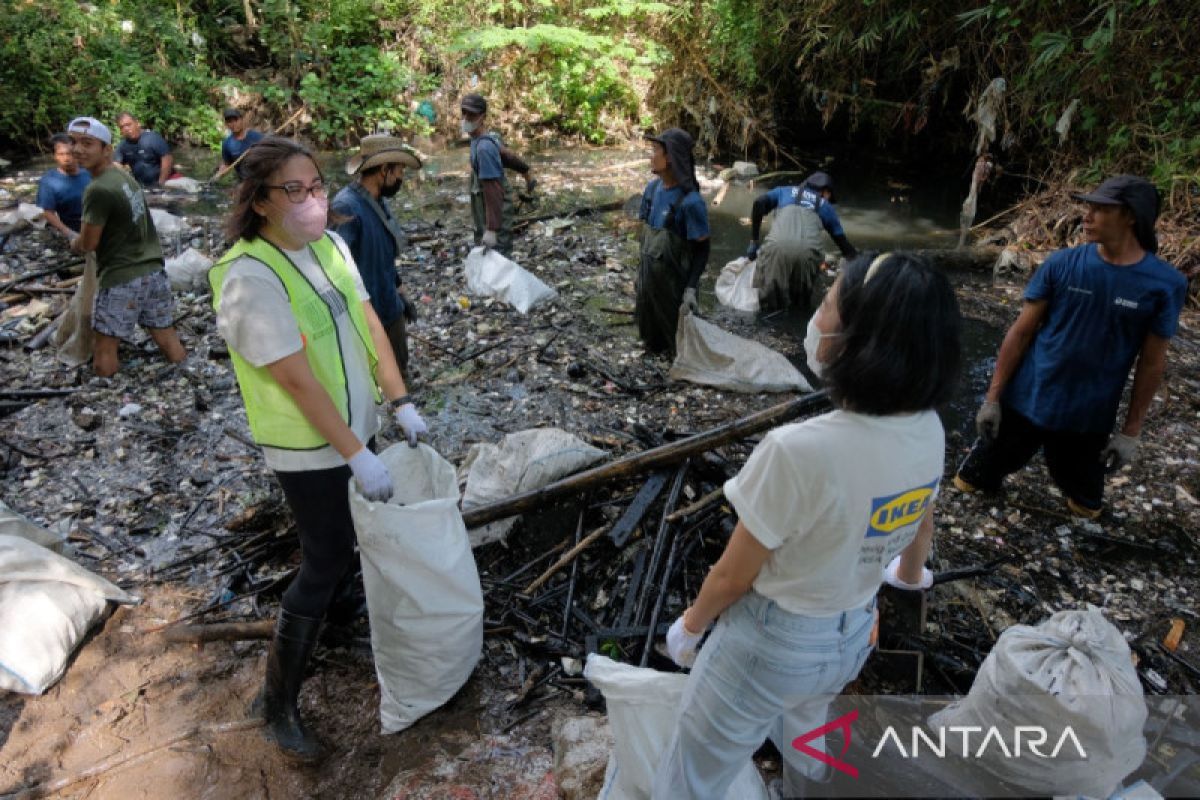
<box><xmin>209</xmin><ymin>234</ymin><xmax>380</xmax><ymax>450</ymax></box>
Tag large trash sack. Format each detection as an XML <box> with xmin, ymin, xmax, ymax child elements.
<box><xmin>928</xmin><ymin>605</ymin><xmax>1147</xmax><ymax>798</ymax></box>
<box><xmin>754</xmin><ymin>205</ymin><xmax>824</xmax><ymax>311</ymax></box>
<box><xmin>52</xmin><ymin>253</ymin><xmax>97</xmax><ymax>368</ymax></box>
<box><xmin>0</xmin><ymin>203</ymin><xmax>46</xmax><ymax>234</ymax></box>
<box><xmin>714</xmin><ymin>257</ymin><xmax>760</xmax><ymax>312</ymax></box>
<box><xmin>0</xmin><ymin>534</ymin><xmax>135</xmax><ymax>694</ymax></box>
<box><xmin>149</xmin><ymin>207</ymin><xmax>186</xmax><ymax>236</ymax></box>
<box><xmin>0</xmin><ymin>500</ymin><xmax>68</xmax><ymax>553</ymax></box>
<box><xmin>164</xmin><ymin>247</ymin><xmax>214</xmax><ymax>291</ymax></box>
<box><xmin>349</xmin><ymin>443</ymin><xmax>484</xmax><ymax>734</ymax></box>
<box><xmin>461</xmin><ymin>429</ymin><xmax>606</xmax><ymax>548</ymax></box>
<box><xmin>464</xmin><ymin>246</ymin><xmax>557</xmax><ymax>314</ymax></box>
<box><xmin>163</xmin><ymin>176</ymin><xmax>203</xmax><ymax>194</ymax></box>
<box><xmin>584</xmin><ymin>654</ymin><xmax>769</xmax><ymax>800</ymax></box>
<box><xmin>670</xmin><ymin>314</ymin><xmax>812</xmax><ymax>394</ymax></box>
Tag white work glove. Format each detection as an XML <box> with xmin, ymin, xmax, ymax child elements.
<box><xmin>975</xmin><ymin>400</ymin><xmax>1001</xmax><ymax>441</ymax></box>
<box><xmin>680</xmin><ymin>287</ymin><xmax>699</xmax><ymax>317</ymax></box>
<box><xmin>348</xmin><ymin>447</ymin><xmax>393</xmax><ymax>502</ymax></box>
<box><xmin>1101</xmin><ymin>432</ymin><xmax>1139</xmax><ymax>471</ymax></box>
<box><xmin>392</xmin><ymin>402</ymin><xmax>428</xmax><ymax>448</ymax></box>
<box><xmin>883</xmin><ymin>555</ymin><xmax>933</xmax><ymax>591</ymax></box>
<box><xmin>481</xmin><ymin>229</ymin><xmax>498</xmax><ymax>250</ymax></box>
<box><xmin>665</xmin><ymin>615</ymin><xmax>706</xmax><ymax>668</ymax></box>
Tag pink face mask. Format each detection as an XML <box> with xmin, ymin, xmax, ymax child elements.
<box><xmin>277</xmin><ymin>196</ymin><xmax>328</xmax><ymax>244</ymax></box>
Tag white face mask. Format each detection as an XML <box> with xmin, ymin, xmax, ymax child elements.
<box><xmin>804</xmin><ymin>315</ymin><xmax>839</xmax><ymax>378</ymax></box>
<box><xmin>461</xmin><ymin>119</ymin><xmax>478</xmax><ymax>135</ymax></box>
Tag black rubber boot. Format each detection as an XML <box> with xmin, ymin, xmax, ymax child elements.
<box><xmin>254</xmin><ymin>608</ymin><xmax>324</xmax><ymax>763</ymax></box>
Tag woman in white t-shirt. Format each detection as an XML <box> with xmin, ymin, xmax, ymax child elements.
<box><xmin>652</xmin><ymin>252</ymin><xmax>962</xmax><ymax>799</ymax></box>
<box><xmin>211</xmin><ymin>137</ymin><xmax>429</xmax><ymax>761</ymax></box>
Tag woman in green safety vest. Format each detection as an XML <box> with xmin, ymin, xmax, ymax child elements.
<box><xmin>210</xmin><ymin>136</ymin><xmax>429</xmax><ymax>762</ymax></box>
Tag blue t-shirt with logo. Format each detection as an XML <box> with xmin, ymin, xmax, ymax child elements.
<box><xmin>1004</xmin><ymin>243</ymin><xmax>1187</xmax><ymax>433</ymax></box>
<box><xmin>763</xmin><ymin>185</ymin><xmax>845</xmax><ymax>237</ymax></box>
<box><xmin>220</xmin><ymin>129</ymin><xmax>264</xmax><ymax>178</ymax></box>
<box><xmin>469</xmin><ymin>133</ymin><xmax>504</xmax><ymax>181</ymax></box>
<box><xmin>36</xmin><ymin>168</ymin><xmax>91</xmax><ymax>232</ymax></box>
<box><xmin>638</xmin><ymin>178</ymin><xmax>709</xmax><ymax>241</ymax></box>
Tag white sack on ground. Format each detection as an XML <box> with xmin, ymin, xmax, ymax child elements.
<box><xmin>0</xmin><ymin>500</ymin><xmax>67</xmax><ymax>553</ymax></box>
<box><xmin>150</xmin><ymin>207</ymin><xmax>186</xmax><ymax>236</ymax></box>
<box><xmin>0</xmin><ymin>203</ymin><xmax>47</xmax><ymax>234</ymax></box>
<box><xmin>163</xmin><ymin>176</ymin><xmax>203</xmax><ymax>194</ymax></box>
<box><xmin>349</xmin><ymin>443</ymin><xmax>484</xmax><ymax>734</ymax></box>
<box><xmin>584</xmin><ymin>654</ymin><xmax>768</xmax><ymax>800</ymax></box>
<box><xmin>464</xmin><ymin>246</ymin><xmax>557</xmax><ymax>314</ymax></box>
<box><xmin>0</xmin><ymin>534</ymin><xmax>134</xmax><ymax>694</ymax></box>
<box><xmin>165</xmin><ymin>247</ymin><xmax>214</xmax><ymax>291</ymax></box>
<box><xmin>670</xmin><ymin>314</ymin><xmax>812</xmax><ymax>394</ymax></box>
<box><xmin>461</xmin><ymin>429</ymin><xmax>606</xmax><ymax>547</ymax></box>
<box><xmin>928</xmin><ymin>605</ymin><xmax>1147</xmax><ymax>798</ymax></box>
<box><xmin>714</xmin><ymin>257</ymin><xmax>760</xmax><ymax>312</ymax></box>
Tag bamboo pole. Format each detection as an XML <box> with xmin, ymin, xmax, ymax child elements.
<box><xmin>460</xmin><ymin>391</ymin><xmax>831</xmax><ymax>529</ymax></box>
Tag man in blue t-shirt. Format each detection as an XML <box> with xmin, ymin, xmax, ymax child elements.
<box><xmin>635</xmin><ymin>128</ymin><xmax>710</xmax><ymax>355</ymax></box>
<box><xmin>956</xmin><ymin>175</ymin><xmax>1188</xmax><ymax>518</ymax></box>
<box><xmin>115</xmin><ymin>112</ymin><xmax>174</xmax><ymax>186</ymax></box>
<box><xmin>333</xmin><ymin>134</ymin><xmax>423</xmax><ymax>379</ymax></box>
<box><xmin>36</xmin><ymin>133</ymin><xmax>91</xmax><ymax>237</ymax></box>
<box><xmin>745</xmin><ymin>172</ymin><xmax>856</xmax><ymax>311</ymax></box>
<box><xmin>212</xmin><ymin>108</ymin><xmax>264</xmax><ymax>182</ymax></box>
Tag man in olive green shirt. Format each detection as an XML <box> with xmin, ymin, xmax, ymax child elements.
<box><xmin>67</xmin><ymin>117</ymin><xmax>186</xmax><ymax>377</ymax></box>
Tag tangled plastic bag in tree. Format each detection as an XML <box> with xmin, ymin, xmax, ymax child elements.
<box><xmin>927</xmin><ymin>605</ymin><xmax>1147</xmax><ymax>798</ymax></box>
<box><xmin>349</xmin><ymin>444</ymin><xmax>484</xmax><ymax>733</ymax></box>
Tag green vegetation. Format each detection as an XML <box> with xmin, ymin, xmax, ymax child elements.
<box><xmin>1</xmin><ymin>0</ymin><xmax>1197</xmax><ymax>199</ymax></box>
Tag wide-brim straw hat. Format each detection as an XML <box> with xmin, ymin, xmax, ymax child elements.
<box><xmin>345</xmin><ymin>134</ymin><xmax>423</xmax><ymax>175</ymax></box>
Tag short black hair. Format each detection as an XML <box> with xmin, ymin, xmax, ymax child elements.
<box><xmin>822</xmin><ymin>251</ymin><xmax>962</xmax><ymax>414</ymax></box>
<box><xmin>49</xmin><ymin>133</ymin><xmax>72</xmax><ymax>150</ymax></box>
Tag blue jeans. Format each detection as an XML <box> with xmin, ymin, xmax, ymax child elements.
<box><xmin>652</xmin><ymin>591</ymin><xmax>875</xmax><ymax>800</ymax></box>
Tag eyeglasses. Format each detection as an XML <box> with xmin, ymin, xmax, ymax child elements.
<box><xmin>265</xmin><ymin>179</ymin><xmax>327</xmax><ymax>204</ymax></box>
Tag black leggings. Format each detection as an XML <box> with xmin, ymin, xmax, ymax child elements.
<box><xmin>275</xmin><ymin>463</ymin><xmax>359</xmax><ymax>619</ymax></box>
<box><xmin>956</xmin><ymin>405</ymin><xmax>1107</xmax><ymax>510</ymax></box>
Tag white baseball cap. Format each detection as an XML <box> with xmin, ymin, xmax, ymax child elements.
<box><xmin>67</xmin><ymin>117</ymin><xmax>113</xmax><ymax>145</ymax></box>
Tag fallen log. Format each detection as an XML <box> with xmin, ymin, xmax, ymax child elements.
<box><xmin>461</xmin><ymin>390</ymin><xmax>831</xmax><ymax>528</ymax></box>
<box><xmin>905</xmin><ymin>246</ymin><xmax>1001</xmax><ymax>272</ymax></box>
<box><xmin>521</xmin><ymin>523</ymin><xmax>612</xmax><ymax>595</ymax></box>
<box><xmin>513</xmin><ymin>198</ymin><xmax>626</xmax><ymax>230</ymax></box>
<box><xmin>161</xmin><ymin>620</ymin><xmax>274</xmax><ymax>643</ymax></box>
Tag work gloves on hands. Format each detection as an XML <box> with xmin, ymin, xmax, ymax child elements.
<box><xmin>481</xmin><ymin>230</ymin><xmax>498</xmax><ymax>251</ymax></box>
<box><xmin>1102</xmin><ymin>432</ymin><xmax>1139</xmax><ymax>472</ymax></box>
<box><xmin>398</xmin><ymin>291</ymin><xmax>418</xmax><ymax>324</ymax></box>
<box><xmin>975</xmin><ymin>401</ymin><xmax>1001</xmax><ymax>441</ymax></box>
<box><xmin>348</xmin><ymin>448</ymin><xmax>393</xmax><ymax>502</ymax></box>
<box><xmin>666</xmin><ymin>615</ymin><xmax>706</xmax><ymax>668</ymax></box>
<box><xmin>883</xmin><ymin>555</ymin><xmax>933</xmax><ymax>591</ymax></box>
<box><xmin>393</xmin><ymin>402</ymin><xmax>428</xmax><ymax>448</ymax></box>
<box><xmin>745</xmin><ymin>241</ymin><xmax>759</xmax><ymax>261</ymax></box>
<box><xmin>680</xmin><ymin>288</ymin><xmax>699</xmax><ymax>317</ymax></box>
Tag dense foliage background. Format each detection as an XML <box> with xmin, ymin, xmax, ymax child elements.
<box><xmin>2</xmin><ymin>0</ymin><xmax>1197</xmax><ymax>198</ymax></box>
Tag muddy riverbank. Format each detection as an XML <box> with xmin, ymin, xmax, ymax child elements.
<box><xmin>1</xmin><ymin>148</ymin><xmax>1198</xmax><ymax>798</ymax></box>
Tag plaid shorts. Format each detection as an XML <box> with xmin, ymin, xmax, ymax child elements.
<box><xmin>93</xmin><ymin>270</ymin><xmax>175</xmax><ymax>339</ymax></box>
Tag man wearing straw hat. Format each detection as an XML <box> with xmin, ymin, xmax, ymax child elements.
<box><xmin>333</xmin><ymin>134</ymin><xmax>423</xmax><ymax>378</ymax></box>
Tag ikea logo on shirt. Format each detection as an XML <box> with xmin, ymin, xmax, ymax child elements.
<box><xmin>865</xmin><ymin>478</ymin><xmax>939</xmax><ymax>538</ymax></box>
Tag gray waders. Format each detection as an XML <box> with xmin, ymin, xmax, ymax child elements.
<box><xmin>470</xmin><ymin>155</ymin><xmax>515</xmax><ymax>256</ymax></box>
<box><xmin>754</xmin><ymin>204</ymin><xmax>825</xmax><ymax>311</ymax></box>
<box><xmin>635</xmin><ymin>220</ymin><xmax>690</xmax><ymax>356</ymax></box>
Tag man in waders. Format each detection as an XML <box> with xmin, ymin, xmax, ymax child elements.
<box><xmin>955</xmin><ymin>175</ymin><xmax>1186</xmax><ymax>519</ymax></box>
<box><xmin>745</xmin><ymin>171</ymin><xmax>856</xmax><ymax>311</ymax></box>
<box><xmin>636</xmin><ymin>128</ymin><xmax>710</xmax><ymax>356</ymax></box>
<box><xmin>460</xmin><ymin>93</ymin><xmax>536</xmax><ymax>256</ymax></box>
<box><xmin>333</xmin><ymin>134</ymin><xmax>422</xmax><ymax>379</ymax></box>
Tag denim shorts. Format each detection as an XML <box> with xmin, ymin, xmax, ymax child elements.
<box><xmin>652</xmin><ymin>590</ymin><xmax>876</xmax><ymax>800</ymax></box>
<box><xmin>93</xmin><ymin>270</ymin><xmax>174</xmax><ymax>339</ymax></box>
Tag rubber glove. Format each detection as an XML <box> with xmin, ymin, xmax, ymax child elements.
<box><xmin>975</xmin><ymin>401</ymin><xmax>1001</xmax><ymax>441</ymax></box>
<box><xmin>680</xmin><ymin>287</ymin><xmax>699</xmax><ymax>317</ymax></box>
<box><xmin>393</xmin><ymin>402</ymin><xmax>428</xmax><ymax>448</ymax></box>
<box><xmin>665</xmin><ymin>615</ymin><xmax>705</xmax><ymax>667</ymax></box>
<box><xmin>348</xmin><ymin>448</ymin><xmax>393</xmax><ymax>502</ymax></box>
<box><xmin>481</xmin><ymin>229</ymin><xmax>498</xmax><ymax>251</ymax></box>
<box><xmin>883</xmin><ymin>555</ymin><xmax>933</xmax><ymax>591</ymax></box>
<box><xmin>745</xmin><ymin>241</ymin><xmax>759</xmax><ymax>261</ymax></box>
<box><xmin>1101</xmin><ymin>432</ymin><xmax>1139</xmax><ymax>471</ymax></box>
<box><xmin>399</xmin><ymin>291</ymin><xmax>417</xmax><ymax>324</ymax></box>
